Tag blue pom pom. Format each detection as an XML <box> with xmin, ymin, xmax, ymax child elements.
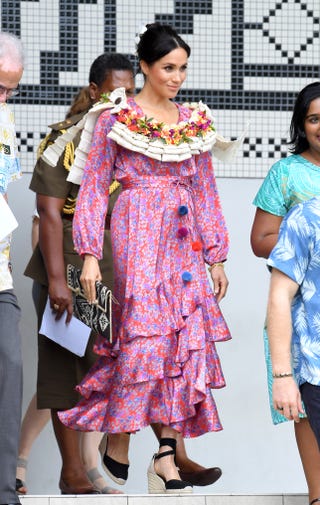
<box><xmin>178</xmin><ymin>205</ymin><xmax>188</xmax><ymax>216</ymax></box>
<box><xmin>182</xmin><ymin>271</ymin><xmax>192</xmax><ymax>282</ymax></box>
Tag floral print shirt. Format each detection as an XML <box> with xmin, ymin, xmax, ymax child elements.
<box><xmin>0</xmin><ymin>103</ymin><xmax>21</xmax><ymax>291</ymax></box>
<box><xmin>268</xmin><ymin>197</ymin><xmax>320</xmax><ymax>386</ymax></box>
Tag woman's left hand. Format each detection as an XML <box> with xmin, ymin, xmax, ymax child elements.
<box><xmin>210</xmin><ymin>265</ymin><xmax>229</xmax><ymax>302</ymax></box>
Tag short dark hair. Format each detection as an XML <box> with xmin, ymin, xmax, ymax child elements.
<box><xmin>289</xmin><ymin>81</ymin><xmax>320</xmax><ymax>154</ymax></box>
<box><xmin>89</xmin><ymin>53</ymin><xmax>134</xmax><ymax>87</ymax></box>
<box><xmin>136</xmin><ymin>22</ymin><xmax>191</xmax><ymax>65</ymax></box>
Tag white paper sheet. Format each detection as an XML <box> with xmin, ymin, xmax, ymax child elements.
<box><xmin>40</xmin><ymin>298</ymin><xmax>91</xmax><ymax>357</ymax></box>
<box><xmin>0</xmin><ymin>193</ymin><xmax>18</xmax><ymax>240</ymax></box>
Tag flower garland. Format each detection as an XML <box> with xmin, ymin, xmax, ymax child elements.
<box><xmin>42</xmin><ymin>86</ymin><xmax>244</xmax><ymax>182</ymax></box>
<box><xmin>114</xmin><ymin>103</ymin><xmax>215</xmax><ymax>146</ymax></box>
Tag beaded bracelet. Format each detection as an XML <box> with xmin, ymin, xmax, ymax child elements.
<box><xmin>208</xmin><ymin>262</ymin><xmax>225</xmax><ymax>272</ymax></box>
<box><xmin>272</xmin><ymin>372</ymin><xmax>293</xmax><ymax>379</ymax></box>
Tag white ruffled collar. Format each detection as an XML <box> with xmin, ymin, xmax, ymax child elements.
<box><xmin>107</xmin><ymin>97</ymin><xmax>217</xmax><ymax>162</ymax></box>
<box><xmin>41</xmin><ymin>87</ymin><xmax>245</xmax><ymax>184</ymax></box>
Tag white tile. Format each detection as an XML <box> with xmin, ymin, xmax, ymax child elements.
<box><xmin>284</xmin><ymin>495</ymin><xmax>308</xmax><ymax>505</ymax></box>
<box><xmin>128</xmin><ymin>495</ymin><xmax>205</xmax><ymax>505</ymax></box>
<box><xmin>17</xmin><ymin>494</ymin><xmax>309</xmax><ymax>505</ymax></box>
<box><xmin>49</xmin><ymin>496</ymin><xmax>127</xmax><ymax>505</ymax></box>
<box><xmin>205</xmin><ymin>496</ymin><xmax>283</xmax><ymax>505</ymax></box>
<box><xmin>20</xmin><ymin>496</ymin><xmax>50</xmax><ymax>505</ymax></box>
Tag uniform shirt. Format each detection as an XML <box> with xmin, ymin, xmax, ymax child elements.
<box><xmin>0</xmin><ymin>103</ymin><xmax>21</xmax><ymax>291</ymax></box>
<box><xmin>267</xmin><ymin>196</ymin><xmax>320</xmax><ymax>386</ymax></box>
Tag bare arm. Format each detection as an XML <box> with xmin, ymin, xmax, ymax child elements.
<box><xmin>267</xmin><ymin>268</ymin><xmax>304</xmax><ymax>421</ymax></box>
<box><xmin>250</xmin><ymin>208</ymin><xmax>283</xmax><ymax>258</ymax></box>
<box><xmin>37</xmin><ymin>194</ymin><xmax>73</xmax><ymax>323</ymax></box>
<box><xmin>31</xmin><ymin>215</ymin><xmax>39</xmax><ymax>251</ymax></box>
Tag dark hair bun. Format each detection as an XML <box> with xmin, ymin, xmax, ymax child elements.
<box><xmin>136</xmin><ymin>22</ymin><xmax>191</xmax><ymax>64</ymax></box>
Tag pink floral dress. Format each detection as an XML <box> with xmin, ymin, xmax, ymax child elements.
<box><xmin>58</xmin><ymin>99</ymin><xmax>231</xmax><ymax>437</ymax></box>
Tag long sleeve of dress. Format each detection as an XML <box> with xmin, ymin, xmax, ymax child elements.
<box><xmin>192</xmin><ymin>151</ymin><xmax>229</xmax><ymax>265</ymax></box>
<box><xmin>73</xmin><ymin>112</ymin><xmax>117</xmax><ymax>259</ymax></box>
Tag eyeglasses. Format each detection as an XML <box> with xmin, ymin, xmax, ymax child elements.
<box><xmin>0</xmin><ymin>85</ymin><xmax>20</xmax><ymax>97</ymax></box>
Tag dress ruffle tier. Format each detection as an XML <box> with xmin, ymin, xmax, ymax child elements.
<box><xmin>59</xmin><ymin>240</ymin><xmax>230</xmax><ymax>437</ymax></box>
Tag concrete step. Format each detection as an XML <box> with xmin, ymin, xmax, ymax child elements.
<box><xmin>19</xmin><ymin>493</ymin><xmax>308</xmax><ymax>505</ymax></box>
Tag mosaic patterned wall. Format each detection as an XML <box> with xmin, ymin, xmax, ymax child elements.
<box><xmin>1</xmin><ymin>0</ymin><xmax>320</xmax><ymax>177</ymax></box>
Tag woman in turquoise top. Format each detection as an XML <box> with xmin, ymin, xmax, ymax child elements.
<box><xmin>251</xmin><ymin>81</ymin><xmax>320</xmax><ymax>505</ymax></box>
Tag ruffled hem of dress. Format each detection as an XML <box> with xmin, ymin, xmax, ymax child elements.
<box><xmin>81</xmin><ymin>316</ymin><xmax>226</xmax><ymax>392</ymax></box>
<box><xmin>58</xmin><ymin>375</ymin><xmax>224</xmax><ymax>437</ymax></box>
<box><xmin>58</xmin><ymin>267</ymin><xmax>230</xmax><ymax>435</ymax></box>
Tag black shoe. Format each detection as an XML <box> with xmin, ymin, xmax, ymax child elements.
<box><xmin>147</xmin><ymin>438</ymin><xmax>193</xmax><ymax>494</ymax></box>
<box><xmin>15</xmin><ymin>478</ymin><xmax>26</xmax><ymax>495</ymax></box>
<box><xmin>179</xmin><ymin>466</ymin><xmax>222</xmax><ymax>486</ymax></box>
<box><xmin>102</xmin><ymin>452</ymin><xmax>129</xmax><ymax>485</ymax></box>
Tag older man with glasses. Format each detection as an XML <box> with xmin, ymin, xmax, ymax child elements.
<box><xmin>0</xmin><ymin>85</ymin><xmax>20</xmax><ymax>99</ymax></box>
<box><xmin>0</xmin><ymin>32</ymin><xmax>24</xmax><ymax>505</ymax></box>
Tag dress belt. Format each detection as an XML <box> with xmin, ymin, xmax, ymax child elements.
<box><xmin>63</xmin><ymin>213</ymin><xmax>111</xmax><ymax>230</ymax></box>
<box><xmin>121</xmin><ymin>176</ymin><xmax>193</xmax><ymax>192</ymax></box>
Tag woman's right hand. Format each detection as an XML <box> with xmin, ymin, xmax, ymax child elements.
<box><xmin>80</xmin><ymin>254</ymin><xmax>102</xmax><ymax>304</ymax></box>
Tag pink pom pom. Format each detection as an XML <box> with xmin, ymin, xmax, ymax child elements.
<box><xmin>177</xmin><ymin>227</ymin><xmax>188</xmax><ymax>238</ymax></box>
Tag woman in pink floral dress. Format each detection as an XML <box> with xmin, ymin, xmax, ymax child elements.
<box><xmin>59</xmin><ymin>23</ymin><xmax>231</xmax><ymax>494</ymax></box>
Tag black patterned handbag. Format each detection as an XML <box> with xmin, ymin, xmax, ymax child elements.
<box><xmin>66</xmin><ymin>263</ymin><xmax>116</xmax><ymax>342</ymax></box>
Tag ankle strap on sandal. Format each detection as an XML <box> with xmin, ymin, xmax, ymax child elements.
<box><xmin>154</xmin><ymin>449</ymin><xmax>175</xmax><ymax>461</ymax></box>
<box><xmin>17</xmin><ymin>457</ymin><xmax>28</xmax><ymax>469</ymax></box>
<box><xmin>159</xmin><ymin>438</ymin><xmax>177</xmax><ymax>451</ymax></box>
<box><xmin>310</xmin><ymin>499</ymin><xmax>320</xmax><ymax>505</ymax></box>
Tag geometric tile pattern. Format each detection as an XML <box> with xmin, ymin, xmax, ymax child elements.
<box><xmin>1</xmin><ymin>0</ymin><xmax>320</xmax><ymax>177</ymax></box>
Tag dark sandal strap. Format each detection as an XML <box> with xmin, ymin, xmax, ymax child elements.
<box><xmin>166</xmin><ymin>479</ymin><xmax>193</xmax><ymax>490</ymax></box>
<box><xmin>310</xmin><ymin>499</ymin><xmax>320</xmax><ymax>505</ymax></box>
<box><xmin>159</xmin><ymin>437</ymin><xmax>177</xmax><ymax>450</ymax></box>
<box><xmin>153</xmin><ymin>452</ymin><xmax>192</xmax><ymax>489</ymax></box>
<box><xmin>17</xmin><ymin>457</ymin><xmax>28</xmax><ymax>469</ymax></box>
<box><xmin>154</xmin><ymin>449</ymin><xmax>175</xmax><ymax>461</ymax></box>
<box><xmin>87</xmin><ymin>467</ymin><xmax>102</xmax><ymax>482</ymax></box>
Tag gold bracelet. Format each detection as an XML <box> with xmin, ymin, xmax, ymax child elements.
<box><xmin>208</xmin><ymin>262</ymin><xmax>225</xmax><ymax>272</ymax></box>
<box><xmin>272</xmin><ymin>372</ymin><xmax>293</xmax><ymax>379</ymax></box>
